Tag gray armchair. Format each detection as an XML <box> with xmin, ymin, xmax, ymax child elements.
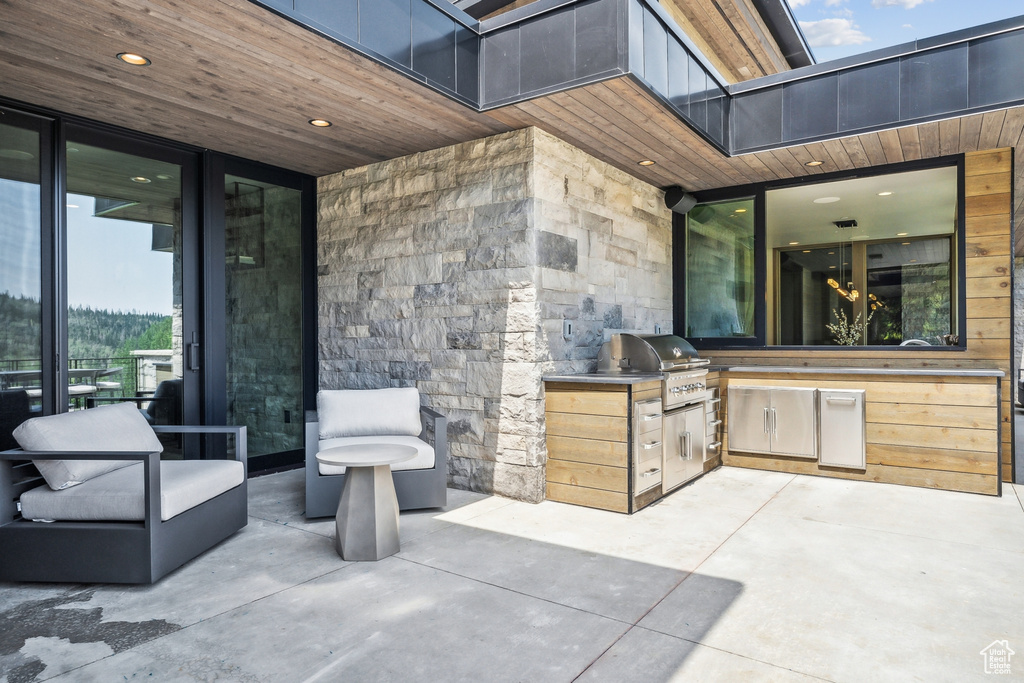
<box><xmin>305</xmin><ymin>388</ymin><xmax>447</xmax><ymax>518</ymax></box>
<box><xmin>0</xmin><ymin>402</ymin><xmax>247</xmax><ymax>584</ymax></box>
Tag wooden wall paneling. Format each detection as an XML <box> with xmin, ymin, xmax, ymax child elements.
<box><xmin>839</xmin><ymin>137</ymin><xmax>871</xmax><ymax>167</ymax></box>
<box><xmin>918</xmin><ymin>122</ymin><xmax>941</xmax><ymax>158</ymax></box>
<box><xmin>939</xmin><ymin>119</ymin><xmax>962</xmax><ymax>156</ymax></box>
<box><xmin>856</xmin><ymin>133</ymin><xmax>890</xmax><ymax>167</ymax></box>
<box><xmin>897</xmin><ymin>126</ymin><xmax>922</xmax><ymax>160</ymax></box>
<box><xmin>978</xmin><ymin>111</ymin><xmax>1008</xmax><ymax>151</ymax></box>
<box><xmin>959</xmin><ymin>114</ymin><xmax>986</xmax><ymax>152</ymax></box>
<box><xmin>876</xmin><ymin>129</ymin><xmax>905</xmax><ymax>163</ymax></box>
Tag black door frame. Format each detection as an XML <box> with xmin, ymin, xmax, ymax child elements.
<box><xmin>3</xmin><ymin>98</ymin><xmax>317</xmax><ymax>473</ymax></box>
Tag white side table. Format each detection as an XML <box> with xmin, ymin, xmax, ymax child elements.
<box><xmin>315</xmin><ymin>444</ymin><xmax>417</xmax><ymax>561</ymax></box>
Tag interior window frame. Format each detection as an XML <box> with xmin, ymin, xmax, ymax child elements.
<box><xmin>676</xmin><ymin>155</ymin><xmax>967</xmax><ymax>351</ymax></box>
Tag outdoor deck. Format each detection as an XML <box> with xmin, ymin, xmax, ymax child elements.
<box><xmin>2</xmin><ymin>466</ymin><xmax>1023</xmax><ymax>681</ymax></box>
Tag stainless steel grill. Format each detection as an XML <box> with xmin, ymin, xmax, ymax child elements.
<box><xmin>596</xmin><ymin>333</ymin><xmax>710</xmax><ymax>493</ymax></box>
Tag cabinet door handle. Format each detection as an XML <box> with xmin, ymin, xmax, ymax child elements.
<box><xmin>771</xmin><ymin>408</ymin><xmax>778</xmax><ymax>436</ymax></box>
<box><xmin>681</xmin><ymin>431</ymin><xmax>691</xmax><ymax>460</ymax></box>
<box><xmin>642</xmin><ymin>441</ymin><xmax>662</xmax><ymax>450</ymax></box>
<box><xmin>763</xmin><ymin>407</ymin><xmax>769</xmax><ymax>433</ymax></box>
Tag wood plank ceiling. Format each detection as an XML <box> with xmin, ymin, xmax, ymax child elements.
<box><xmin>1</xmin><ymin>0</ymin><xmax>1020</xmax><ymax>251</ymax></box>
<box><xmin>0</xmin><ymin>0</ymin><xmax>510</xmax><ymax>176</ymax></box>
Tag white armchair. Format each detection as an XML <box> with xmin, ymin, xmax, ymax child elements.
<box><xmin>304</xmin><ymin>388</ymin><xmax>447</xmax><ymax>518</ymax></box>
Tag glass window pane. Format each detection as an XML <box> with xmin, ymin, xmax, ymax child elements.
<box><xmin>777</xmin><ymin>246</ymin><xmax>855</xmax><ymax>345</ymax></box>
<box><xmin>0</xmin><ymin>120</ymin><xmax>42</xmax><ymax>442</ymax></box>
<box><xmin>685</xmin><ymin>199</ymin><xmax>755</xmax><ymax>338</ymax></box>
<box><xmin>65</xmin><ymin>140</ymin><xmax>183</xmax><ymax>448</ymax></box>
<box><xmin>866</xmin><ymin>237</ymin><xmax>952</xmax><ymax>345</ymax></box>
<box><xmin>225</xmin><ymin>175</ymin><xmax>303</xmax><ymax>459</ymax></box>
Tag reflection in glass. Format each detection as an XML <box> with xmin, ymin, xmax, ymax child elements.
<box><xmin>685</xmin><ymin>199</ymin><xmax>756</xmax><ymax>338</ymax></box>
<box><xmin>777</xmin><ymin>246</ymin><xmax>855</xmax><ymax>345</ymax></box>
<box><xmin>225</xmin><ymin>175</ymin><xmax>303</xmax><ymax>459</ymax></box>
<box><xmin>866</xmin><ymin>238</ymin><xmax>952</xmax><ymax>345</ymax></box>
<box><xmin>0</xmin><ymin>120</ymin><xmax>42</xmax><ymax>445</ymax></box>
<box><xmin>65</xmin><ymin>140</ymin><xmax>183</xmax><ymax>450</ymax></box>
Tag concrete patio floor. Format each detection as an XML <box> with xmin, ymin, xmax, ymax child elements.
<box><xmin>2</xmin><ymin>466</ymin><xmax>1023</xmax><ymax>682</ymax></box>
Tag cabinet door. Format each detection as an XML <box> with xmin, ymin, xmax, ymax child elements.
<box><xmin>726</xmin><ymin>386</ymin><xmax>771</xmax><ymax>454</ymax></box>
<box><xmin>769</xmin><ymin>388</ymin><xmax>817</xmax><ymax>458</ymax></box>
<box><xmin>663</xmin><ymin>405</ymin><xmax>705</xmax><ymax>491</ymax></box>
<box><xmin>818</xmin><ymin>390</ymin><xmax>865</xmax><ymax>469</ymax></box>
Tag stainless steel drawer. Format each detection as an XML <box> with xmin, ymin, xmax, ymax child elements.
<box><xmin>635</xmin><ymin>398</ymin><xmax>663</xmax><ymax>435</ymax></box>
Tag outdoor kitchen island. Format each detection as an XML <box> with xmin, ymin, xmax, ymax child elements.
<box><xmin>542</xmin><ymin>365</ymin><xmax>1004</xmax><ymax>511</ymax></box>
<box><xmin>542</xmin><ymin>369</ymin><xmax>723</xmax><ymax>514</ymax></box>
<box><xmin>717</xmin><ymin>366</ymin><xmax>1004</xmax><ymax>496</ymax></box>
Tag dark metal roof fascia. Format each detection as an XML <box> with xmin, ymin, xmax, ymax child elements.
<box><xmin>452</xmin><ymin>0</ymin><xmax>519</xmax><ymax>20</ymax></box>
<box><xmin>747</xmin><ymin>0</ymin><xmax>814</xmax><ymax>70</ymax></box>
<box><xmin>730</xmin><ymin>12</ymin><xmax>1024</xmax><ymax>94</ymax></box>
<box><xmin>478</xmin><ymin>0</ymin><xmax>586</xmax><ymax>33</ymax></box>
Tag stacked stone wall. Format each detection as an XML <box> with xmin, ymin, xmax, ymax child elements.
<box><xmin>317</xmin><ymin>127</ymin><xmax>671</xmax><ymax>501</ymax></box>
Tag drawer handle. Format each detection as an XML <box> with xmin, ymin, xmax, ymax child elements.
<box><xmin>641</xmin><ymin>468</ymin><xmax>661</xmax><ymax>478</ymax></box>
<box><xmin>708</xmin><ymin>419</ymin><xmax>723</xmax><ymax>427</ymax></box>
<box><xmin>708</xmin><ymin>398</ymin><xmax>721</xmax><ymax>405</ymax></box>
<box><xmin>826</xmin><ymin>396</ymin><xmax>857</xmax><ymax>404</ymax></box>
<box><xmin>642</xmin><ymin>441</ymin><xmax>663</xmax><ymax>450</ymax></box>
<box><xmin>707</xmin><ymin>441</ymin><xmax>722</xmax><ymax>450</ymax></box>
<box><xmin>641</xmin><ymin>414</ymin><xmax>661</xmax><ymax>421</ymax></box>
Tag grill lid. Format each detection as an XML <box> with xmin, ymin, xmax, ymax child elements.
<box><xmin>597</xmin><ymin>333</ymin><xmax>707</xmax><ymax>373</ymax></box>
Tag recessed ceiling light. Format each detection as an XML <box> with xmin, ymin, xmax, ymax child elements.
<box><xmin>735</xmin><ymin>208</ymin><xmax>747</xmax><ymax>213</ymax></box>
<box><xmin>828</xmin><ymin>251</ymin><xmax>835</xmax><ymax>255</ymax></box>
<box><xmin>117</xmin><ymin>52</ymin><xmax>151</xmax><ymax>66</ymax></box>
<box><xmin>66</xmin><ymin>147</ymin><xmax>80</xmax><ymax>153</ymax></box>
<box><xmin>0</xmin><ymin>149</ymin><xmax>35</xmax><ymax>160</ymax></box>
<box><xmin>829</xmin><ymin>265</ymin><xmax>837</xmax><ymax>269</ymax></box>
<box><xmin>308</xmin><ymin>119</ymin><xmax>333</xmax><ymax>128</ymax></box>
<box><xmin>901</xmin><ymin>241</ymin><xmax>911</xmax><ymax>245</ymax></box>
<box><xmin>814</xmin><ymin>197</ymin><xmax>841</xmax><ymax>204</ymax></box>
<box><xmin>130</xmin><ymin>176</ymin><xmax>152</xmax><ymax>183</ymax></box>
<box><xmin>802</xmin><ymin>250</ymin><xmax>811</xmax><ymax>253</ymax></box>
<box><xmin>637</xmin><ymin>159</ymin><xmax>656</xmax><ymax>166</ymax></box>
<box><xmin>156</xmin><ymin>174</ymin><xmax>173</xmax><ymax>180</ymax></box>
<box><xmin>878</xmin><ymin>191</ymin><xmax>893</xmax><ymax>196</ymax></box>
<box><xmin>789</xmin><ymin>241</ymin><xmax>799</xmax><ymax>245</ymax></box>
<box><xmin>805</xmin><ymin>160</ymin><xmax>824</xmax><ymax>167</ymax></box>
<box><xmin>897</xmin><ymin>232</ymin><xmax>908</xmax><ymax>236</ymax></box>
<box><xmin>909</xmin><ymin>259</ymin><xmax>917</xmax><ymax>263</ymax></box>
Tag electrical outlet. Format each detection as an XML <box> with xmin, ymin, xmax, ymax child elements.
<box><xmin>563</xmin><ymin>319</ymin><xmax>574</xmax><ymax>340</ymax></box>
<box><xmin>284</xmin><ymin>410</ymin><xmax>292</xmax><ymax>423</ymax></box>
<box><xmin>654</xmin><ymin>324</ymin><xmax>662</xmax><ymax>334</ymax></box>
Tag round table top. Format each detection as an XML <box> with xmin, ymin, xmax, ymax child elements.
<box><xmin>316</xmin><ymin>443</ymin><xmax>418</xmax><ymax>468</ymax></box>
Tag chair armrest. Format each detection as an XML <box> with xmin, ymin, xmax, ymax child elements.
<box><xmin>418</xmin><ymin>406</ymin><xmax>447</xmax><ymax>461</ymax></box>
<box><xmin>0</xmin><ymin>448</ymin><xmax>158</xmax><ymax>462</ymax></box>
<box><xmin>151</xmin><ymin>425</ymin><xmax>247</xmax><ymax>462</ymax></box>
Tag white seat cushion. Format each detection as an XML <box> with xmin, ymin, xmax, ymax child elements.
<box><xmin>318</xmin><ymin>388</ymin><xmax>422</xmax><ymax>439</ymax></box>
<box><xmin>317</xmin><ymin>435</ymin><xmax>435</xmax><ymax>475</ymax></box>
<box><xmin>13</xmin><ymin>402</ymin><xmax>163</xmax><ymax>490</ymax></box>
<box><xmin>19</xmin><ymin>460</ymin><xmax>244</xmax><ymax>522</ymax></box>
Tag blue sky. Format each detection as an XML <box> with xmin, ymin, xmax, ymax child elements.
<box><xmin>788</xmin><ymin>0</ymin><xmax>1024</xmax><ymax>63</ymax></box>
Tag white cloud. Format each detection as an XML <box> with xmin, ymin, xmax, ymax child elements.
<box><xmin>799</xmin><ymin>18</ymin><xmax>873</xmax><ymax>47</ymax></box>
<box><xmin>902</xmin><ymin>23</ymin><xmax>914</xmax><ymax>29</ymax></box>
<box><xmin>788</xmin><ymin>0</ymin><xmax>813</xmax><ymax>7</ymax></box>
<box><xmin>834</xmin><ymin>8</ymin><xmax>854</xmax><ymax>18</ymax></box>
<box><xmin>825</xmin><ymin>0</ymin><xmax>845</xmax><ymax>6</ymax></box>
<box><xmin>871</xmin><ymin>0</ymin><xmax>933</xmax><ymax>8</ymax></box>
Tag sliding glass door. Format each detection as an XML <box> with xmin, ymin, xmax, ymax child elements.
<box><xmin>63</xmin><ymin>126</ymin><xmax>200</xmax><ymax>452</ymax></box>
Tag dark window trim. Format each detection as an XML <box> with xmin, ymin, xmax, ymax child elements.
<box><xmin>677</xmin><ymin>154</ymin><xmax>967</xmax><ymax>352</ymax></box>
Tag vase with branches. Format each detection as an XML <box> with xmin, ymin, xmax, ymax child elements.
<box><xmin>825</xmin><ymin>308</ymin><xmax>873</xmax><ymax>346</ymax></box>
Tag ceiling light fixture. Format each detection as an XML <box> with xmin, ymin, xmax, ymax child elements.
<box><xmin>897</xmin><ymin>232</ymin><xmax>908</xmax><ymax>236</ymax></box>
<box><xmin>735</xmin><ymin>208</ymin><xmax>747</xmax><ymax>213</ymax></box>
<box><xmin>117</xmin><ymin>52</ymin><xmax>151</xmax><ymax>66</ymax></box>
<box><xmin>805</xmin><ymin>160</ymin><xmax>824</xmax><ymax>167</ymax></box>
<box><xmin>130</xmin><ymin>176</ymin><xmax>151</xmax><ymax>184</ymax></box>
<box><xmin>901</xmin><ymin>241</ymin><xmax>911</xmax><ymax>245</ymax></box>
<box><xmin>637</xmin><ymin>159</ymin><xmax>656</xmax><ymax>166</ymax></box>
<box><xmin>789</xmin><ymin>241</ymin><xmax>799</xmax><ymax>245</ymax></box>
<box><xmin>0</xmin><ymin>149</ymin><xmax>35</xmax><ymax>160</ymax></box>
<box><xmin>308</xmin><ymin>119</ymin><xmax>333</xmax><ymax>128</ymax></box>
<box><xmin>156</xmin><ymin>174</ymin><xmax>173</xmax><ymax>180</ymax></box>
<box><xmin>814</xmin><ymin>196</ymin><xmax>840</xmax><ymax>204</ymax></box>
<box><xmin>878</xmin><ymin>191</ymin><xmax>893</xmax><ymax>196</ymax></box>
<box><xmin>802</xmin><ymin>250</ymin><xmax>811</xmax><ymax>253</ymax></box>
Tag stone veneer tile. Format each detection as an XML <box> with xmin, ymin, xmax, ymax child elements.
<box><xmin>317</xmin><ymin>127</ymin><xmax>672</xmax><ymax>502</ymax></box>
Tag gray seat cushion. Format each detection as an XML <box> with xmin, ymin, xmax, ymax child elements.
<box><xmin>13</xmin><ymin>402</ymin><xmax>163</xmax><ymax>491</ymax></box>
<box><xmin>317</xmin><ymin>435</ymin><xmax>435</xmax><ymax>474</ymax></box>
<box><xmin>19</xmin><ymin>460</ymin><xmax>244</xmax><ymax>522</ymax></box>
<box><xmin>318</xmin><ymin>388</ymin><xmax>422</xmax><ymax>439</ymax></box>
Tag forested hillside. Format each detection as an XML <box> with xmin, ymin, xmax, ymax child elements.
<box><xmin>0</xmin><ymin>292</ymin><xmax>170</xmax><ymax>362</ymax></box>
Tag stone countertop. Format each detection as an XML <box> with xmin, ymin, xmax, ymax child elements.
<box><xmin>542</xmin><ymin>373</ymin><xmax>664</xmax><ymax>385</ymax></box>
<box><xmin>721</xmin><ymin>366</ymin><xmax>1005</xmax><ymax>378</ymax></box>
